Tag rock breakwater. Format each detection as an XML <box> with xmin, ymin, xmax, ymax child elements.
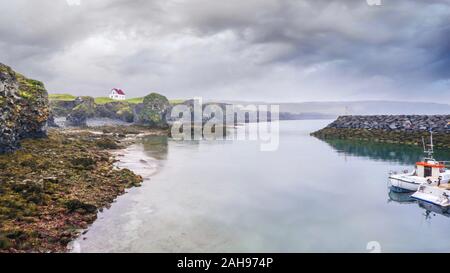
<box><xmin>312</xmin><ymin>115</ymin><xmax>450</xmax><ymax>149</ymax></box>
<box><xmin>322</xmin><ymin>115</ymin><xmax>450</xmax><ymax>132</ymax></box>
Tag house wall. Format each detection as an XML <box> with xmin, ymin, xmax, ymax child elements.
<box><xmin>109</xmin><ymin>92</ymin><xmax>126</xmax><ymax>100</ymax></box>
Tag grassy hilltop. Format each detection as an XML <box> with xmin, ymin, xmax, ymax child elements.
<box><xmin>49</xmin><ymin>93</ymin><xmax>184</xmax><ymax>105</ymax></box>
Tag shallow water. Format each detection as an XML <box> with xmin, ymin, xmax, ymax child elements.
<box><xmin>53</xmin><ymin>117</ymin><xmax>132</xmax><ymax>128</ymax></box>
<box><xmin>73</xmin><ymin>120</ymin><xmax>450</xmax><ymax>253</ymax></box>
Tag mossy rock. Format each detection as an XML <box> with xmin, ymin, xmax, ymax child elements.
<box><xmin>94</xmin><ymin>137</ymin><xmax>122</xmax><ymax>149</ymax></box>
<box><xmin>71</xmin><ymin>157</ymin><xmax>96</xmax><ymax>170</ymax></box>
<box><xmin>0</xmin><ymin>234</ymin><xmax>12</xmax><ymax>250</ymax></box>
<box><xmin>0</xmin><ymin>63</ymin><xmax>49</xmax><ymax>154</ymax></box>
<box><xmin>64</xmin><ymin>200</ymin><xmax>97</xmax><ymax>214</ymax></box>
<box><xmin>136</xmin><ymin>93</ymin><xmax>171</xmax><ymax>128</ymax></box>
<box><xmin>117</xmin><ymin>168</ymin><xmax>143</xmax><ymax>187</ymax></box>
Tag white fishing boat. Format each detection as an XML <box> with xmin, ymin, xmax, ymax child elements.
<box><xmin>389</xmin><ymin>132</ymin><xmax>450</xmax><ymax>192</ymax></box>
<box><xmin>405</xmin><ymin>132</ymin><xmax>450</xmax><ymax>207</ymax></box>
<box><xmin>412</xmin><ymin>184</ymin><xmax>450</xmax><ymax>207</ymax></box>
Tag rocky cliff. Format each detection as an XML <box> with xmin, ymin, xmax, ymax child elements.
<box><xmin>0</xmin><ymin>63</ymin><xmax>49</xmax><ymax>153</ymax></box>
<box><xmin>95</xmin><ymin>101</ymin><xmax>134</xmax><ymax>123</ymax></box>
<box><xmin>50</xmin><ymin>93</ymin><xmax>171</xmax><ymax>128</ymax></box>
<box><xmin>66</xmin><ymin>96</ymin><xmax>96</xmax><ymax>127</ymax></box>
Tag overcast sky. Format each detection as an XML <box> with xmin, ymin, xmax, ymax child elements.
<box><xmin>0</xmin><ymin>0</ymin><xmax>449</xmax><ymax>102</ymax></box>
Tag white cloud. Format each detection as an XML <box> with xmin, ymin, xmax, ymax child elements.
<box><xmin>0</xmin><ymin>0</ymin><xmax>449</xmax><ymax>102</ymax></box>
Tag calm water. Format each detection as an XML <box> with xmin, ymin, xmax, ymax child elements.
<box><xmin>73</xmin><ymin>120</ymin><xmax>450</xmax><ymax>253</ymax></box>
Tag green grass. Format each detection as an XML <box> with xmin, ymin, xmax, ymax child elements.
<box><xmin>95</xmin><ymin>97</ymin><xmax>183</xmax><ymax>105</ymax></box>
<box><xmin>94</xmin><ymin>97</ymin><xmax>145</xmax><ymax>104</ymax></box>
<box><xmin>125</xmin><ymin>97</ymin><xmax>144</xmax><ymax>104</ymax></box>
<box><xmin>48</xmin><ymin>94</ymin><xmax>77</xmax><ymax>101</ymax></box>
<box><xmin>169</xmin><ymin>99</ymin><xmax>185</xmax><ymax>105</ymax></box>
<box><xmin>50</xmin><ymin>93</ymin><xmax>184</xmax><ymax>105</ymax></box>
<box><xmin>94</xmin><ymin>97</ymin><xmax>115</xmax><ymax>104</ymax></box>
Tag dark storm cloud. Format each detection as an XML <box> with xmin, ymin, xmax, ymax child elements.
<box><xmin>0</xmin><ymin>0</ymin><xmax>449</xmax><ymax>101</ymax></box>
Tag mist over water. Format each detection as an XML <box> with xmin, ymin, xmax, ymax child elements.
<box><xmin>74</xmin><ymin>120</ymin><xmax>450</xmax><ymax>253</ymax></box>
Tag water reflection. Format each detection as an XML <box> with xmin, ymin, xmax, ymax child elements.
<box><xmin>141</xmin><ymin>136</ymin><xmax>169</xmax><ymax>161</ymax></box>
<box><xmin>320</xmin><ymin>138</ymin><xmax>450</xmax><ymax>165</ymax></box>
<box><xmin>418</xmin><ymin>201</ymin><xmax>450</xmax><ymax>220</ymax></box>
<box><xmin>322</xmin><ymin>138</ymin><xmax>421</xmax><ymax>164</ymax></box>
<box><xmin>320</xmin><ymin>136</ymin><xmax>450</xmax><ymax>221</ymax></box>
<box><xmin>75</xmin><ymin>121</ymin><xmax>450</xmax><ymax>252</ymax></box>
<box><xmin>387</xmin><ymin>188</ymin><xmax>450</xmax><ymax>221</ymax></box>
<box><xmin>388</xmin><ymin>190</ymin><xmax>415</xmax><ymax>204</ymax></box>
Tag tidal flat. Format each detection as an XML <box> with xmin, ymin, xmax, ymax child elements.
<box><xmin>0</xmin><ymin>126</ymin><xmax>167</xmax><ymax>252</ymax></box>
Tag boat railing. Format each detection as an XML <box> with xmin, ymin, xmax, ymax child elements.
<box><xmin>439</xmin><ymin>161</ymin><xmax>450</xmax><ymax>168</ymax></box>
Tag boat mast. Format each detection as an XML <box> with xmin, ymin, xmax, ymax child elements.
<box><xmin>430</xmin><ymin>130</ymin><xmax>434</xmax><ymax>155</ymax></box>
<box><xmin>424</xmin><ymin>130</ymin><xmax>434</xmax><ymax>160</ymax></box>
<box><xmin>422</xmin><ymin>136</ymin><xmax>426</xmax><ymax>153</ymax></box>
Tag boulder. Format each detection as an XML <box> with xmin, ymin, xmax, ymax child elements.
<box><xmin>135</xmin><ymin>93</ymin><xmax>171</xmax><ymax>128</ymax></box>
<box><xmin>66</xmin><ymin>96</ymin><xmax>96</xmax><ymax>127</ymax></box>
<box><xmin>0</xmin><ymin>63</ymin><xmax>49</xmax><ymax>153</ymax></box>
<box><xmin>389</xmin><ymin>123</ymin><xmax>398</xmax><ymax>130</ymax></box>
<box><xmin>64</xmin><ymin>199</ymin><xmax>97</xmax><ymax>214</ymax></box>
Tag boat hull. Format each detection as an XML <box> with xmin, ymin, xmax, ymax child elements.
<box><xmin>389</xmin><ymin>177</ymin><xmax>421</xmax><ymax>192</ymax></box>
<box><xmin>412</xmin><ymin>185</ymin><xmax>450</xmax><ymax>207</ymax></box>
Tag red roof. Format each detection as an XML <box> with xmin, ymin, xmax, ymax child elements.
<box><xmin>112</xmin><ymin>88</ymin><xmax>125</xmax><ymax>95</ymax></box>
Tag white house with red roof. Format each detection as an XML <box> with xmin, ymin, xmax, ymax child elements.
<box><xmin>109</xmin><ymin>88</ymin><xmax>126</xmax><ymax>100</ymax></box>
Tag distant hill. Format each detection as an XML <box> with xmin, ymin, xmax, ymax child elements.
<box><xmin>215</xmin><ymin>100</ymin><xmax>450</xmax><ymax>116</ymax></box>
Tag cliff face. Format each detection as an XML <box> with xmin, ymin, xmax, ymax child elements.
<box><xmin>95</xmin><ymin>101</ymin><xmax>134</xmax><ymax>123</ymax></box>
<box><xmin>0</xmin><ymin>63</ymin><xmax>49</xmax><ymax>153</ymax></box>
<box><xmin>50</xmin><ymin>93</ymin><xmax>171</xmax><ymax>128</ymax></box>
<box><xmin>66</xmin><ymin>96</ymin><xmax>96</xmax><ymax>127</ymax></box>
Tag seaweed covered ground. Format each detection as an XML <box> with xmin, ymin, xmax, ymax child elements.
<box><xmin>0</xmin><ymin>126</ymin><xmax>167</xmax><ymax>253</ymax></box>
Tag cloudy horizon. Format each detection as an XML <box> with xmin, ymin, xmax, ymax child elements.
<box><xmin>0</xmin><ymin>0</ymin><xmax>449</xmax><ymax>103</ymax></box>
